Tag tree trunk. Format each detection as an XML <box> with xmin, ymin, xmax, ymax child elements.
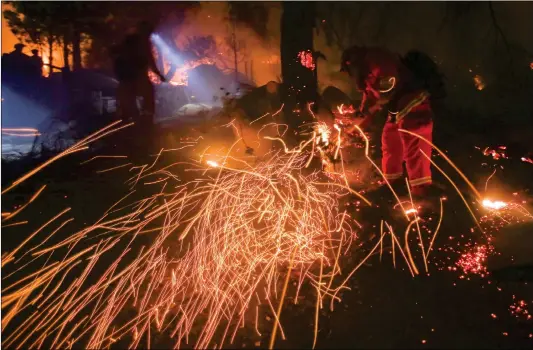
<box><xmin>232</xmin><ymin>14</ymin><xmax>239</xmax><ymax>84</ymax></box>
<box><xmin>156</xmin><ymin>46</ymin><xmax>165</xmax><ymax>76</ymax></box>
<box><xmin>280</xmin><ymin>2</ymin><xmax>317</xmax><ymax>139</ymax></box>
<box><xmin>72</xmin><ymin>29</ymin><xmax>82</xmax><ymax>71</ymax></box>
<box><xmin>63</xmin><ymin>38</ymin><xmax>71</xmax><ymax>72</ymax></box>
<box><xmin>48</xmin><ymin>36</ymin><xmax>54</xmax><ymax>76</ymax></box>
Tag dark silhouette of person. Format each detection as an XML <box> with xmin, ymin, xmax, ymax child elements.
<box><xmin>3</xmin><ymin>43</ymin><xmax>31</xmax><ymax>81</ymax></box>
<box><xmin>112</xmin><ymin>21</ymin><xmax>166</xmax><ymax>127</ymax></box>
<box><xmin>29</xmin><ymin>49</ymin><xmax>44</xmax><ymax>78</ymax></box>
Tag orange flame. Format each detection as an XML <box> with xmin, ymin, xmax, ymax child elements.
<box><xmin>149</xmin><ymin>57</ymin><xmax>216</xmax><ymax>86</ymax></box>
<box><xmin>473</xmin><ymin>75</ymin><xmax>485</xmax><ymax>91</ymax></box>
<box><xmin>298</xmin><ymin>50</ymin><xmax>316</xmax><ymax>71</ymax></box>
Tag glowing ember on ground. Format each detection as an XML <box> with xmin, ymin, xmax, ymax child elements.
<box><xmin>482</xmin><ymin>146</ymin><xmax>507</xmax><ymax>160</ymax></box>
<box><xmin>336</xmin><ymin>104</ymin><xmax>357</xmax><ymax>115</ymax></box>
<box><xmin>454</xmin><ymin>244</ymin><xmax>493</xmax><ymax>276</ymax></box>
<box><xmin>405</xmin><ymin>208</ymin><xmax>418</xmax><ymax>215</ymax></box>
<box><xmin>315</xmin><ymin>122</ymin><xmax>331</xmax><ymax>146</ymax></box>
<box><xmin>473</xmin><ymin>74</ymin><xmax>485</xmax><ymax>90</ymax></box>
<box><xmin>509</xmin><ymin>297</ymin><xmax>531</xmax><ymax>320</ymax></box>
<box><xmin>482</xmin><ymin>199</ymin><xmax>508</xmax><ymax>210</ymax></box>
<box><xmin>521</xmin><ymin>157</ymin><xmax>533</xmax><ymax>164</ymax></box>
<box><xmin>298</xmin><ymin>50</ymin><xmax>316</xmax><ymax>71</ymax></box>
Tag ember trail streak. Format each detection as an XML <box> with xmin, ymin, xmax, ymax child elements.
<box><xmin>6</xmin><ymin>119</ymin><xmax>521</xmax><ymax>349</ymax></box>
<box><xmin>2</xmin><ymin>137</ymin><xmax>358</xmax><ymax>349</ymax></box>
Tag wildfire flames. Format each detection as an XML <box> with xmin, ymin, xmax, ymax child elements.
<box><xmin>149</xmin><ymin>57</ymin><xmax>216</xmax><ymax>86</ymax></box>
<box><xmin>298</xmin><ymin>50</ymin><xmax>316</xmax><ymax>71</ymax></box>
<box><xmin>336</xmin><ymin>104</ymin><xmax>357</xmax><ymax>115</ymax></box>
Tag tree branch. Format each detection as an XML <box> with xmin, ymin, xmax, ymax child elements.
<box><xmin>488</xmin><ymin>2</ymin><xmax>511</xmax><ymax>54</ymax></box>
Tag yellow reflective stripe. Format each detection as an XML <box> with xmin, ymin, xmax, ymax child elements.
<box><xmin>409</xmin><ymin>176</ymin><xmax>432</xmax><ymax>186</ymax></box>
<box><xmin>396</xmin><ymin>92</ymin><xmax>429</xmax><ymax>123</ymax></box>
<box><xmin>384</xmin><ymin>172</ymin><xmax>403</xmax><ymax>180</ymax></box>
<box><xmin>378</xmin><ymin>76</ymin><xmax>396</xmax><ymax>93</ymax></box>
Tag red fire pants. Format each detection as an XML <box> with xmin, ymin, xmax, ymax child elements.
<box><xmin>381</xmin><ymin>117</ymin><xmax>433</xmax><ymax>192</ymax></box>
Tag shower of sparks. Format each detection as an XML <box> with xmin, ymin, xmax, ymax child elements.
<box><xmin>3</xmin><ymin>111</ymin><xmax>531</xmax><ymax>349</ymax></box>
<box><xmin>480</xmin><ymin>195</ymin><xmax>532</xmax><ymax>227</ymax></box>
<box><xmin>2</xmin><ymin>126</ymin><xmax>390</xmax><ymax>350</ymax></box>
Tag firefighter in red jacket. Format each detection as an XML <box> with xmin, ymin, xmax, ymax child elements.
<box><xmin>340</xmin><ymin>46</ymin><xmax>444</xmax><ymax>198</ymax></box>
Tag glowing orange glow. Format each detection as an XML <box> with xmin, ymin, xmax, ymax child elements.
<box><xmin>473</xmin><ymin>74</ymin><xmax>485</xmax><ymax>90</ymax></box>
<box><xmin>405</xmin><ymin>208</ymin><xmax>418</xmax><ymax>215</ymax></box>
<box><xmin>482</xmin><ymin>146</ymin><xmax>507</xmax><ymax>160</ymax></box>
<box><xmin>297</xmin><ymin>50</ymin><xmax>316</xmax><ymax>71</ymax></box>
<box><xmin>315</xmin><ymin>122</ymin><xmax>331</xmax><ymax>146</ymax></box>
<box><xmin>482</xmin><ymin>199</ymin><xmax>508</xmax><ymax>210</ymax></box>
<box><xmin>149</xmin><ymin>57</ymin><xmax>216</xmax><ymax>86</ymax></box>
<box><xmin>336</xmin><ymin>104</ymin><xmax>356</xmax><ymax>115</ymax></box>
<box><xmin>206</xmin><ymin>160</ymin><xmax>219</xmax><ymax>167</ymax></box>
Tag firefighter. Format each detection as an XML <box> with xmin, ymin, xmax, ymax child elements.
<box><xmin>29</xmin><ymin>49</ymin><xmax>44</xmax><ymax>78</ymax></box>
<box><xmin>340</xmin><ymin>46</ymin><xmax>446</xmax><ymax>198</ymax></box>
<box><xmin>113</xmin><ymin>21</ymin><xmax>166</xmax><ymax>127</ymax></box>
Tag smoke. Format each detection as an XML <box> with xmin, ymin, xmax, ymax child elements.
<box><xmin>161</xmin><ymin>2</ymin><xmax>356</xmax><ymax>98</ymax></box>
<box><xmin>161</xmin><ymin>2</ymin><xmax>282</xmax><ymax>87</ymax></box>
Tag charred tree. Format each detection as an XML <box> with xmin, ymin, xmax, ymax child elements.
<box><xmin>62</xmin><ymin>38</ymin><xmax>70</xmax><ymax>71</ymax></box>
<box><xmin>72</xmin><ymin>29</ymin><xmax>82</xmax><ymax>71</ymax></box>
<box><xmin>280</xmin><ymin>2</ymin><xmax>317</xmax><ymax>139</ymax></box>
